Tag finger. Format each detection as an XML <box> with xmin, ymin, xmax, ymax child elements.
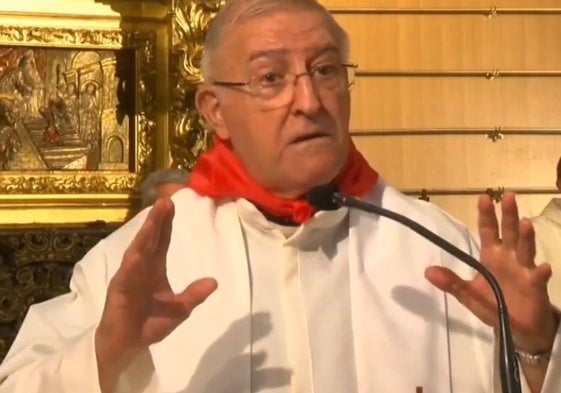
<box><xmin>153</xmin><ymin>278</ymin><xmax>218</xmax><ymax>320</ymax></box>
<box><xmin>124</xmin><ymin>198</ymin><xmax>173</xmax><ymax>263</ymax></box>
<box><xmin>516</xmin><ymin>218</ymin><xmax>536</xmax><ymax>268</ymax></box>
<box><xmin>110</xmin><ymin>252</ymin><xmax>147</xmax><ymax>292</ymax></box>
<box><xmin>114</xmin><ymin>199</ymin><xmax>174</xmax><ymax>289</ymax></box>
<box><xmin>425</xmin><ymin>266</ymin><xmax>496</xmax><ymax>314</ymax></box>
<box><xmin>425</xmin><ymin>265</ymin><xmax>468</xmax><ymax>295</ymax></box>
<box><xmin>176</xmin><ymin>277</ymin><xmax>218</xmax><ymax>315</ymax></box>
<box><xmin>478</xmin><ymin>194</ymin><xmax>500</xmax><ymax>248</ymax></box>
<box><xmin>501</xmin><ymin>192</ymin><xmax>520</xmax><ymax>250</ymax></box>
<box><xmin>152</xmin><ymin>198</ymin><xmax>175</xmax><ymax>275</ymax></box>
<box><xmin>532</xmin><ymin>263</ymin><xmax>553</xmax><ymax>290</ymax></box>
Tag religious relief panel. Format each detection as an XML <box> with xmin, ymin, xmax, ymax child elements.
<box><xmin>0</xmin><ymin>222</ymin><xmax>121</xmax><ymax>361</ymax></box>
<box><xmin>0</xmin><ymin>25</ymin><xmax>156</xmax><ymax>196</ymax></box>
<box><xmin>0</xmin><ymin>46</ymin><xmax>134</xmax><ymax>172</ymax></box>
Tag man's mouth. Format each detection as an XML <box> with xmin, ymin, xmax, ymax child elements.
<box><xmin>291</xmin><ymin>132</ymin><xmax>328</xmax><ymax>144</ymax></box>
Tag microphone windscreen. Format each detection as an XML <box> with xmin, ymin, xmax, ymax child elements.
<box><xmin>306</xmin><ymin>185</ymin><xmax>340</xmax><ymax>210</ymax></box>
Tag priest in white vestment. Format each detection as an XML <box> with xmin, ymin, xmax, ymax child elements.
<box><xmin>0</xmin><ymin>1</ymin><xmax>560</xmax><ymax>392</ymax></box>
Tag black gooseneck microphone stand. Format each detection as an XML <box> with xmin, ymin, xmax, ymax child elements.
<box><xmin>307</xmin><ymin>185</ymin><xmax>522</xmax><ymax>393</ymax></box>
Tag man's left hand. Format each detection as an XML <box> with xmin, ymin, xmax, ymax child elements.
<box><xmin>425</xmin><ymin>192</ymin><xmax>559</xmax><ymax>353</ymax></box>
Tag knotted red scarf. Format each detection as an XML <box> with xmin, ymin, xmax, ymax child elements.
<box><xmin>187</xmin><ymin>137</ymin><xmax>378</xmax><ymax>223</ymax></box>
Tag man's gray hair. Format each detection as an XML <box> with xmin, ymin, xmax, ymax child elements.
<box><xmin>140</xmin><ymin>168</ymin><xmax>190</xmax><ymax>208</ymax></box>
<box><xmin>200</xmin><ymin>0</ymin><xmax>350</xmax><ymax>80</ymax></box>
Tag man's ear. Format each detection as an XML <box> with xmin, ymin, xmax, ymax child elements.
<box><xmin>195</xmin><ymin>86</ymin><xmax>230</xmax><ymax>139</ymax></box>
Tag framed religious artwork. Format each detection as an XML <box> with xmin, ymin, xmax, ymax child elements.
<box><xmin>0</xmin><ymin>25</ymin><xmax>157</xmax><ymax>196</ymax></box>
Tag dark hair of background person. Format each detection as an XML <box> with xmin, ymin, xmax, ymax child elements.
<box><xmin>140</xmin><ymin>168</ymin><xmax>189</xmax><ymax>208</ymax></box>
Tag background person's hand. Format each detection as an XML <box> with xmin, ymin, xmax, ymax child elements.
<box><xmin>95</xmin><ymin>198</ymin><xmax>217</xmax><ymax>392</ymax></box>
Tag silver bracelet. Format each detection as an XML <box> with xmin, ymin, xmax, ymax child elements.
<box><xmin>515</xmin><ymin>348</ymin><xmax>552</xmax><ymax>366</ymax></box>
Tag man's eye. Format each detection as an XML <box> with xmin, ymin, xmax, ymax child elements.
<box><xmin>259</xmin><ymin>72</ymin><xmax>285</xmax><ymax>86</ymax></box>
<box><xmin>313</xmin><ymin>64</ymin><xmax>339</xmax><ymax>78</ymax></box>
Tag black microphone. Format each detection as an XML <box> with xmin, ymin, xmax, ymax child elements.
<box><xmin>307</xmin><ymin>185</ymin><xmax>522</xmax><ymax>393</ymax></box>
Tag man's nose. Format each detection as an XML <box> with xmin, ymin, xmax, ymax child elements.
<box><xmin>290</xmin><ymin>73</ymin><xmax>322</xmax><ymax>115</ymax></box>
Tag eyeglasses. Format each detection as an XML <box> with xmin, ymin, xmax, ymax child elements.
<box><xmin>212</xmin><ymin>63</ymin><xmax>357</xmax><ymax>109</ymax></box>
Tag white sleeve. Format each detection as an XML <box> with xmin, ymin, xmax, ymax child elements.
<box><xmin>540</xmin><ymin>324</ymin><xmax>561</xmax><ymax>392</ymax></box>
<box><xmin>0</xmin><ymin>233</ymin><xmax>160</xmax><ymax>393</ymax></box>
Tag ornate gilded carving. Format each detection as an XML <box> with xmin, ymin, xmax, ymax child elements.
<box><xmin>0</xmin><ymin>173</ymin><xmax>136</xmax><ymax>193</ymax></box>
<box><xmin>485</xmin><ymin>186</ymin><xmax>505</xmax><ymax>203</ymax></box>
<box><xmin>418</xmin><ymin>189</ymin><xmax>430</xmax><ymax>202</ymax></box>
<box><xmin>328</xmin><ymin>7</ymin><xmax>561</xmax><ymax>16</ymax></box>
<box><xmin>127</xmin><ymin>30</ymin><xmax>157</xmax><ymax>178</ymax></box>
<box><xmin>486</xmin><ymin>127</ymin><xmax>504</xmax><ymax>142</ymax></box>
<box><xmin>0</xmin><ymin>223</ymin><xmax>119</xmax><ymax>361</ymax></box>
<box><xmin>0</xmin><ymin>26</ymin><xmax>157</xmax><ymax>194</ymax></box>
<box><xmin>485</xmin><ymin>69</ymin><xmax>500</xmax><ymax>80</ymax></box>
<box><xmin>0</xmin><ymin>26</ymin><xmax>123</xmax><ymax>47</ymax></box>
<box><xmin>170</xmin><ymin>0</ymin><xmax>223</xmax><ymax>169</ymax></box>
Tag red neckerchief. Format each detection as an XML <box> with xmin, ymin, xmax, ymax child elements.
<box><xmin>187</xmin><ymin>137</ymin><xmax>378</xmax><ymax>223</ymax></box>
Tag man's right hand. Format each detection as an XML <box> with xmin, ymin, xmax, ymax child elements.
<box><xmin>94</xmin><ymin>198</ymin><xmax>218</xmax><ymax>393</ymax></box>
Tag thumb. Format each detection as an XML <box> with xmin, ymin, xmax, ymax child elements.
<box><xmin>176</xmin><ymin>277</ymin><xmax>218</xmax><ymax>314</ymax></box>
<box><xmin>425</xmin><ymin>266</ymin><xmax>496</xmax><ymax>317</ymax></box>
<box><xmin>425</xmin><ymin>265</ymin><xmax>465</xmax><ymax>294</ymax></box>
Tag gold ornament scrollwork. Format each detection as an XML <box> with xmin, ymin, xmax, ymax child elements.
<box><xmin>0</xmin><ymin>26</ymin><xmax>157</xmax><ymax>194</ymax></box>
<box><xmin>0</xmin><ymin>224</ymin><xmax>119</xmax><ymax>361</ymax></box>
<box><xmin>0</xmin><ymin>26</ymin><xmax>123</xmax><ymax>48</ymax></box>
<box><xmin>127</xmin><ymin>30</ymin><xmax>158</xmax><ymax>180</ymax></box>
<box><xmin>485</xmin><ymin>186</ymin><xmax>505</xmax><ymax>203</ymax></box>
<box><xmin>170</xmin><ymin>0</ymin><xmax>224</xmax><ymax>169</ymax></box>
<box><xmin>0</xmin><ymin>174</ymin><xmax>139</xmax><ymax>194</ymax></box>
<box><xmin>485</xmin><ymin>127</ymin><xmax>504</xmax><ymax>143</ymax></box>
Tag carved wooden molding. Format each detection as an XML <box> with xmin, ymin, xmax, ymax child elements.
<box><xmin>169</xmin><ymin>0</ymin><xmax>223</xmax><ymax>169</ymax></box>
<box><xmin>349</xmin><ymin>128</ymin><xmax>561</xmax><ymax>137</ymax></box>
<box><xmin>328</xmin><ymin>7</ymin><xmax>561</xmax><ymax>16</ymax></box>
<box><xmin>0</xmin><ymin>223</ymin><xmax>119</xmax><ymax>361</ymax></box>
<box><xmin>0</xmin><ymin>26</ymin><xmax>157</xmax><ymax>194</ymax></box>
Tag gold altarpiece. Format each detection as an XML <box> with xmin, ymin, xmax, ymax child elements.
<box><xmin>0</xmin><ymin>0</ymin><xmax>220</xmax><ymax>361</ymax></box>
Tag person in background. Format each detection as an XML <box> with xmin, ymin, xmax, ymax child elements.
<box><xmin>532</xmin><ymin>156</ymin><xmax>561</xmax><ymax>308</ymax></box>
<box><xmin>140</xmin><ymin>168</ymin><xmax>189</xmax><ymax>208</ymax></box>
<box><xmin>0</xmin><ymin>1</ymin><xmax>559</xmax><ymax>392</ymax></box>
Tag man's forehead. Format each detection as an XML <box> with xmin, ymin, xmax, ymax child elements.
<box><xmin>227</xmin><ymin>9</ymin><xmax>336</xmax><ymax>49</ymax></box>
<box><xmin>232</xmin><ymin>29</ymin><xmax>339</xmax><ymax>62</ymax></box>
<box><xmin>209</xmin><ymin>8</ymin><xmax>343</xmax><ymax>76</ymax></box>
<box><xmin>246</xmin><ymin>45</ymin><xmax>341</xmax><ymax>63</ymax></box>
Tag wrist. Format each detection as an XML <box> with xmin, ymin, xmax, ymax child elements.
<box><xmin>515</xmin><ymin>347</ymin><xmax>552</xmax><ymax>366</ymax></box>
<box><xmin>95</xmin><ymin>326</ymin><xmax>141</xmax><ymax>393</ymax></box>
<box><xmin>513</xmin><ymin>309</ymin><xmax>560</xmax><ymax>354</ymax></box>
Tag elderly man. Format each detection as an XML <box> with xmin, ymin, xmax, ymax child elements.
<box><xmin>0</xmin><ymin>0</ymin><xmax>560</xmax><ymax>392</ymax></box>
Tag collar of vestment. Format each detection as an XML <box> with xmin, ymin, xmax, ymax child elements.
<box><xmin>187</xmin><ymin>136</ymin><xmax>378</xmax><ymax>224</ymax></box>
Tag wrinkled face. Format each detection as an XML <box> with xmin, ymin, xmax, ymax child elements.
<box><xmin>196</xmin><ymin>9</ymin><xmax>351</xmax><ymax>198</ymax></box>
